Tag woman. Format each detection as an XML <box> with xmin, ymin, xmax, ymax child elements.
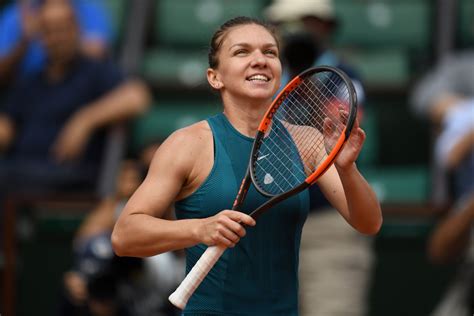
<box><xmin>112</xmin><ymin>16</ymin><xmax>382</xmax><ymax>315</ymax></box>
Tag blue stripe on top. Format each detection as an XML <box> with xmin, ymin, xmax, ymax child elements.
<box><xmin>175</xmin><ymin>113</ymin><xmax>310</xmax><ymax>316</ymax></box>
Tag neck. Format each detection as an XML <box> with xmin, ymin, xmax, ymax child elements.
<box><xmin>46</xmin><ymin>60</ymin><xmax>70</xmax><ymax>82</ymax></box>
<box><xmin>45</xmin><ymin>54</ymin><xmax>77</xmax><ymax>82</ymax></box>
<box><xmin>222</xmin><ymin>95</ymin><xmax>271</xmax><ymax>137</ymax></box>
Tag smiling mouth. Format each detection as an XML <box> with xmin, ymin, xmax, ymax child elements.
<box><xmin>246</xmin><ymin>74</ymin><xmax>270</xmax><ymax>82</ymax></box>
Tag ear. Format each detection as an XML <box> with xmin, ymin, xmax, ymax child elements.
<box><xmin>207</xmin><ymin>68</ymin><xmax>223</xmax><ymax>90</ymax></box>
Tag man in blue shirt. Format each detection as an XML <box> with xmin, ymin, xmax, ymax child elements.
<box><xmin>0</xmin><ymin>0</ymin><xmax>113</xmax><ymax>84</ymax></box>
<box><xmin>0</xmin><ymin>0</ymin><xmax>149</xmax><ymax>192</ymax></box>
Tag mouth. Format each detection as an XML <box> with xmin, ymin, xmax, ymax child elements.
<box><xmin>246</xmin><ymin>74</ymin><xmax>271</xmax><ymax>82</ymax></box>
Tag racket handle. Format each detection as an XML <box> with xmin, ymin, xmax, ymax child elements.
<box><xmin>168</xmin><ymin>245</ymin><xmax>226</xmax><ymax>309</ymax></box>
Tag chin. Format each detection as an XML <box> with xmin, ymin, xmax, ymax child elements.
<box><xmin>249</xmin><ymin>87</ymin><xmax>278</xmax><ymax>100</ymax></box>
<box><xmin>246</xmin><ymin>93</ymin><xmax>273</xmax><ymax>106</ymax></box>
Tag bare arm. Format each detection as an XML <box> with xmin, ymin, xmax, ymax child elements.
<box><xmin>318</xmin><ymin>162</ymin><xmax>382</xmax><ymax>235</ymax></box>
<box><xmin>111</xmin><ymin>125</ymin><xmax>255</xmax><ymax>258</ymax></box>
<box><xmin>428</xmin><ymin>195</ymin><xmax>474</xmax><ymax>264</ymax></box>
<box><xmin>52</xmin><ymin>79</ymin><xmax>151</xmax><ymax>162</ymax></box>
<box><xmin>70</xmin><ymin>79</ymin><xmax>150</xmax><ymax>131</ymax></box>
<box><xmin>318</xmin><ymin>121</ymin><xmax>382</xmax><ymax>235</ymax></box>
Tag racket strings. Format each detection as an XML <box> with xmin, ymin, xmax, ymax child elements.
<box><xmin>253</xmin><ymin>71</ymin><xmax>351</xmax><ymax>195</ymax></box>
<box><xmin>283</xmin><ymin>74</ymin><xmax>349</xmax><ymax>169</ymax></box>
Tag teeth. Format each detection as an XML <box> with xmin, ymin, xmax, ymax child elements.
<box><xmin>248</xmin><ymin>74</ymin><xmax>269</xmax><ymax>82</ymax></box>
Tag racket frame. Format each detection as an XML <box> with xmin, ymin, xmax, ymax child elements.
<box><xmin>248</xmin><ymin>66</ymin><xmax>358</xmax><ymax>219</ymax></box>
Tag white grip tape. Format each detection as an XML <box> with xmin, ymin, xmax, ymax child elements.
<box><xmin>168</xmin><ymin>245</ymin><xmax>226</xmax><ymax>309</ymax></box>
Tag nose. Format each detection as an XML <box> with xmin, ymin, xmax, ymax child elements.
<box><xmin>250</xmin><ymin>50</ymin><xmax>267</xmax><ymax>68</ymax></box>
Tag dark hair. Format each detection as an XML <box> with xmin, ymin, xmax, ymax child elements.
<box><xmin>208</xmin><ymin>16</ymin><xmax>279</xmax><ymax>69</ymax></box>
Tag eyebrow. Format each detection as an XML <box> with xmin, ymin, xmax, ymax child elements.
<box><xmin>229</xmin><ymin>42</ymin><xmax>278</xmax><ymax>50</ymax></box>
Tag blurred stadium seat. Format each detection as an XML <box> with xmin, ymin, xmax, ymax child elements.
<box><xmin>102</xmin><ymin>0</ymin><xmax>129</xmax><ymax>49</ymax></box>
<box><xmin>334</xmin><ymin>0</ymin><xmax>431</xmax><ymax>51</ymax></box>
<box><xmin>333</xmin><ymin>0</ymin><xmax>433</xmax><ymax>91</ymax></box>
<box><xmin>142</xmin><ymin>48</ymin><xmax>209</xmax><ymax>89</ymax></box>
<box><xmin>102</xmin><ymin>0</ymin><xmax>127</xmax><ymax>36</ymax></box>
<box><xmin>154</xmin><ymin>0</ymin><xmax>266</xmax><ymax>47</ymax></box>
<box><xmin>142</xmin><ymin>0</ymin><xmax>268</xmax><ymax>91</ymax></box>
<box><xmin>459</xmin><ymin>0</ymin><xmax>474</xmax><ymax>47</ymax></box>
<box><xmin>340</xmin><ymin>48</ymin><xmax>410</xmax><ymax>89</ymax></box>
<box><xmin>131</xmin><ymin>99</ymin><xmax>219</xmax><ymax>152</ymax></box>
<box><xmin>362</xmin><ymin>166</ymin><xmax>430</xmax><ymax>204</ymax></box>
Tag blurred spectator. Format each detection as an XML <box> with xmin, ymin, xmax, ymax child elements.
<box><xmin>264</xmin><ymin>1</ymin><xmax>373</xmax><ymax>315</ymax></box>
<box><xmin>59</xmin><ymin>158</ymin><xmax>184</xmax><ymax>316</ymax></box>
<box><xmin>411</xmin><ymin>51</ymin><xmax>474</xmax><ymax>316</ymax></box>
<box><xmin>0</xmin><ymin>0</ymin><xmax>149</xmax><ymax>194</ymax></box>
<box><xmin>411</xmin><ymin>51</ymin><xmax>474</xmax><ymax>205</ymax></box>
<box><xmin>58</xmin><ymin>159</ymin><xmax>139</xmax><ymax>316</ymax></box>
<box><xmin>0</xmin><ymin>0</ymin><xmax>113</xmax><ymax>86</ymax></box>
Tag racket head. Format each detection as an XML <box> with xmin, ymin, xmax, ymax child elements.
<box><xmin>249</xmin><ymin>66</ymin><xmax>358</xmax><ymax>197</ymax></box>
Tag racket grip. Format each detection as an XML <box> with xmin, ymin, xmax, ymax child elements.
<box><xmin>168</xmin><ymin>245</ymin><xmax>226</xmax><ymax>309</ymax></box>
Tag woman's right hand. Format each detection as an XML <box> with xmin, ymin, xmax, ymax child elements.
<box><xmin>196</xmin><ymin>210</ymin><xmax>256</xmax><ymax>248</ymax></box>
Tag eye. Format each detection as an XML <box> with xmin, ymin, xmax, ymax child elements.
<box><xmin>234</xmin><ymin>49</ymin><xmax>248</xmax><ymax>56</ymax></box>
<box><xmin>264</xmin><ymin>49</ymin><xmax>278</xmax><ymax>57</ymax></box>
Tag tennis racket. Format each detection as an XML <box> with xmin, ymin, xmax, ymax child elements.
<box><xmin>169</xmin><ymin>65</ymin><xmax>358</xmax><ymax>309</ymax></box>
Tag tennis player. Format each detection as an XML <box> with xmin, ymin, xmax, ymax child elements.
<box><xmin>112</xmin><ymin>16</ymin><xmax>382</xmax><ymax>315</ymax></box>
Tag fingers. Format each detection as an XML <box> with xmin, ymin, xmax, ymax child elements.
<box><xmin>323</xmin><ymin>117</ymin><xmax>335</xmax><ymax>135</ymax></box>
<box><xmin>338</xmin><ymin>106</ymin><xmax>360</xmax><ymax>130</ymax></box>
<box><xmin>50</xmin><ymin>138</ymin><xmax>75</xmax><ymax>163</ymax></box>
<box><xmin>203</xmin><ymin>210</ymin><xmax>256</xmax><ymax>248</ymax></box>
<box><xmin>356</xmin><ymin>127</ymin><xmax>366</xmax><ymax>142</ymax></box>
<box><xmin>223</xmin><ymin>210</ymin><xmax>256</xmax><ymax>227</ymax></box>
<box><xmin>216</xmin><ymin>225</ymin><xmax>241</xmax><ymax>248</ymax></box>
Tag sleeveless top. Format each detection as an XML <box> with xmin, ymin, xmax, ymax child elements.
<box><xmin>175</xmin><ymin>113</ymin><xmax>310</xmax><ymax>315</ymax></box>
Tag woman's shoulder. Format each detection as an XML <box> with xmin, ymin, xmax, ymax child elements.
<box><xmin>152</xmin><ymin>120</ymin><xmax>213</xmax><ymax>165</ymax></box>
<box><xmin>167</xmin><ymin>120</ymin><xmax>212</xmax><ymax>145</ymax></box>
<box><xmin>148</xmin><ymin>120</ymin><xmax>214</xmax><ymax>192</ymax></box>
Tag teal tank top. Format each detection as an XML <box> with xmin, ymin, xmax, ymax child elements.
<box><xmin>175</xmin><ymin>113</ymin><xmax>310</xmax><ymax>315</ymax></box>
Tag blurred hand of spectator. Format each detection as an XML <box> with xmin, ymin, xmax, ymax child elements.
<box><xmin>63</xmin><ymin>271</ymin><xmax>88</xmax><ymax>305</ymax></box>
<box><xmin>51</xmin><ymin>109</ymin><xmax>94</xmax><ymax>163</ymax></box>
<box><xmin>428</xmin><ymin>194</ymin><xmax>474</xmax><ymax>264</ymax></box>
<box><xmin>0</xmin><ymin>114</ymin><xmax>14</xmax><ymax>152</ymax></box>
<box><xmin>51</xmin><ymin>79</ymin><xmax>150</xmax><ymax>163</ymax></box>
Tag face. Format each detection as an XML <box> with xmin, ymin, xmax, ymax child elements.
<box><xmin>208</xmin><ymin>24</ymin><xmax>282</xmax><ymax>104</ymax></box>
<box><xmin>39</xmin><ymin>2</ymin><xmax>79</xmax><ymax>63</ymax></box>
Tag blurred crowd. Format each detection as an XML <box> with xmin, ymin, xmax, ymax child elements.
<box><xmin>0</xmin><ymin>0</ymin><xmax>473</xmax><ymax>315</ymax></box>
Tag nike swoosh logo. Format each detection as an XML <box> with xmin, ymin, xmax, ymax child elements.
<box><xmin>257</xmin><ymin>154</ymin><xmax>269</xmax><ymax>161</ymax></box>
